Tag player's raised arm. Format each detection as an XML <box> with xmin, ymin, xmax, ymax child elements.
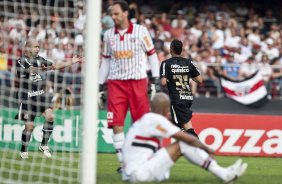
<box><xmin>51</xmin><ymin>55</ymin><xmax>83</xmax><ymax>70</ymax></box>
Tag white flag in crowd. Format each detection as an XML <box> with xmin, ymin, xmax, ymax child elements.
<box><xmin>220</xmin><ymin>71</ymin><xmax>268</xmax><ymax>108</ymax></box>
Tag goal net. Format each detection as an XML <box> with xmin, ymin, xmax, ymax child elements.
<box><xmin>0</xmin><ymin>0</ymin><xmax>92</xmax><ymax>183</ymax></box>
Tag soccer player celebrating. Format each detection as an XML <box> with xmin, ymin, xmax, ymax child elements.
<box><xmin>16</xmin><ymin>38</ymin><xmax>82</xmax><ymax>159</ymax></box>
<box><xmin>122</xmin><ymin>92</ymin><xmax>247</xmax><ymax>183</ymax></box>
<box><xmin>160</xmin><ymin>39</ymin><xmax>201</xmax><ymax>138</ymax></box>
<box><xmin>98</xmin><ymin>0</ymin><xmax>160</xmax><ymax>172</ymax></box>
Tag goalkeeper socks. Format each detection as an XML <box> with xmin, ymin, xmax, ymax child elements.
<box><xmin>41</xmin><ymin>122</ymin><xmax>54</xmax><ymax>146</ymax></box>
<box><xmin>179</xmin><ymin>141</ymin><xmax>228</xmax><ymax>180</ymax></box>
<box><xmin>113</xmin><ymin>132</ymin><xmax>125</xmax><ymax>166</ymax></box>
<box><xmin>21</xmin><ymin>130</ymin><xmax>32</xmax><ymax>152</ymax></box>
<box><xmin>185</xmin><ymin>128</ymin><xmax>199</xmax><ymax>139</ymax></box>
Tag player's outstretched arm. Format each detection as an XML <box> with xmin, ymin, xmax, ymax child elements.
<box><xmin>52</xmin><ymin>55</ymin><xmax>84</xmax><ymax>70</ymax></box>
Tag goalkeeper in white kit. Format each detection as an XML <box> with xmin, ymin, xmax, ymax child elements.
<box><xmin>122</xmin><ymin>92</ymin><xmax>247</xmax><ymax>183</ymax></box>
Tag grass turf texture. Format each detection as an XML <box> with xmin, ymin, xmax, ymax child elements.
<box><xmin>0</xmin><ymin>152</ymin><xmax>281</xmax><ymax>184</ymax></box>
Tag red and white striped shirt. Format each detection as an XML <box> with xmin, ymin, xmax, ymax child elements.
<box><xmin>102</xmin><ymin>22</ymin><xmax>157</xmax><ymax>80</ymax></box>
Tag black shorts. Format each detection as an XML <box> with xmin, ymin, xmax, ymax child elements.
<box><xmin>170</xmin><ymin>100</ymin><xmax>193</xmax><ymax>127</ymax></box>
<box><xmin>16</xmin><ymin>95</ymin><xmax>51</xmax><ymax>122</ymax></box>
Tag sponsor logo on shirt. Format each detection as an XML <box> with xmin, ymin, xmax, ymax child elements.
<box><xmin>171</xmin><ymin>65</ymin><xmax>189</xmax><ymax>73</ymax></box>
<box><xmin>156</xmin><ymin>124</ymin><xmax>167</xmax><ymax>133</ymax></box>
<box><xmin>143</xmin><ymin>36</ymin><xmax>151</xmax><ymax>48</ymax></box>
<box><xmin>28</xmin><ymin>90</ymin><xmax>44</xmax><ymax>97</ymax></box>
<box><xmin>130</xmin><ymin>37</ymin><xmax>136</xmax><ymax>43</ymax></box>
<box><xmin>30</xmin><ymin>73</ymin><xmax>42</xmax><ymax>82</ymax></box>
<box><xmin>113</xmin><ymin>50</ymin><xmax>134</xmax><ymax>60</ymax></box>
<box><xmin>180</xmin><ymin>94</ymin><xmax>193</xmax><ymax>100</ymax></box>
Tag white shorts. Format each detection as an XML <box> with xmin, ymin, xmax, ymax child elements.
<box><xmin>126</xmin><ymin>148</ymin><xmax>174</xmax><ymax>182</ymax></box>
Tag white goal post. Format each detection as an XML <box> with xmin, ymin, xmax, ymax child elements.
<box><xmin>81</xmin><ymin>0</ymin><xmax>101</xmax><ymax>183</ymax></box>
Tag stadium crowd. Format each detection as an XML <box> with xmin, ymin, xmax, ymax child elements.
<box><xmin>0</xmin><ymin>0</ymin><xmax>85</xmax><ymax>107</ymax></box>
<box><xmin>0</xmin><ymin>0</ymin><xmax>282</xmax><ymax>101</ymax></box>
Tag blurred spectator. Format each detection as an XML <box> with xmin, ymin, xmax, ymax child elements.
<box><xmin>224</xmin><ymin>28</ymin><xmax>241</xmax><ymax>51</ymax></box>
<box><xmin>8</xmin><ymin>12</ymin><xmax>27</xmax><ymax>30</ymax></box>
<box><xmin>263</xmin><ymin>8</ymin><xmax>278</xmax><ymax>33</ymax></box>
<box><xmin>212</xmin><ymin>21</ymin><xmax>224</xmax><ymax>50</ymax></box>
<box><xmin>52</xmin><ymin>43</ymin><xmax>65</xmax><ymax>61</ymax></box>
<box><xmin>52</xmin><ymin>87</ymin><xmax>74</xmax><ymax>110</ymax></box>
<box><xmin>270</xmin><ymin>58</ymin><xmax>282</xmax><ymax>98</ymax></box>
<box><xmin>9</xmin><ymin>24</ymin><xmax>25</xmax><ymax>42</ymax></box>
<box><xmin>235</xmin><ymin>2</ymin><xmax>248</xmax><ymax>18</ymax></box>
<box><xmin>207</xmin><ymin>55</ymin><xmax>223</xmax><ymax>97</ymax></box>
<box><xmin>170</xmin><ymin>19</ymin><xmax>185</xmax><ymax>40</ymax></box>
<box><xmin>247</xmin><ymin>27</ymin><xmax>261</xmax><ymax>45</ymax></box>
<box><xmin>171</xmin><ymin>10</ymin><xmax>188</xmax><ymax>29</ymax></box>
<box><xmin>258</xmin><ymin>54</ymin><xmax>272</xmax><ymax>96</ymax></box>
<box><xmin>0</xmin><ymin>70</ymin><xmax>13</xmax><ymax>87</ymax></box>
<box><xmin>26</xmin><ymin>10</ymin><xmax>40</xmax><ymax>28</ymax></box>
<box><xmin>158</xmin><ymin>13</ymin><xmax>172</xmax><ymax>32</ymax></box>
<box><xmin>239</xmin><ymin>56</ymin><xmax>259</xmax><ymax>79</ymax></box>
<box><xmin>55</xmin><ymin>31</ymin><xmax>69</xmax><ymax>45</ymax></box>
<box><xmin>190</xmin><ymin>21</ymin><xmax>203</xmax><ymax>42</ymax></box>
<box><xmin>263</xmin><ymin>38</ymin><xmax>279</xmax><ymax>60</ymax></box>
<box><xmin>239</xmin><ymin>37</ymin><xmax>252</xmax><ymax>59</ymax></box>
<box><xmin>74</xmin><ymin>34</ymin><xmax>84</xmax><ymax>46</ymax></box>
<box><xmin>74</xmin><ymin>1</ymin><xmax>86</xmax><ymax>31</ymax></box>
<box><xmin>269</xmin><ymin>24</ymin><xmax>280</xmax><ymax>40</ymax></box>
<box><xmin>258</xmin><ymin>54</ymin><xmax>272</xmax><ymax>82</ymax></box>
<box><xmin>101</xmin><ymin>9</ymin><xmax>114</xmax><ymax>36</ymax></box>
<box><xmin>128</xmin><ymin>0</ymin><xmax>140</xmax><ymax>22</ymax></box>
<box><xmin>221</xmin><ymin>54</ymin><xmax>240</xmax><ymax>80</ymax></box>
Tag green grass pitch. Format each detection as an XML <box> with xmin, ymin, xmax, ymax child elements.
<box><xmin>97</xmin><ymin>153</ymin><xmax>282</xmax><ymax>184</ymax></box>
<box><xmin>0</xmin><ymin>151</ymin><xmax>281</xmax><ymax>184</ymax></box>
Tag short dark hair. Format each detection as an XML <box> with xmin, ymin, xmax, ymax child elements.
<box><xmin>113</xmin><ymin>0</ymin><xmax>129</xmax><ymax>12</ymax></box>
<box><xmin>170</xmin><ymin>39</ymin><xmax>183</xmax><ymax>55</ymax></box>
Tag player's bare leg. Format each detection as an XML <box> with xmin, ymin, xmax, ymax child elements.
<box><xmin>164</xmin><ymin>142</ymin><xmax>182</xmax><ymax>161</ymax></box>
<box><xmin>178</xmin><ymin>141</ymin><xmax>247</xmax><ymax>183</ymax></box>
<box><xmin>20</xmin><ymin>121</ymin><xmax>34</xmax><ymax>159</ymax></box>
<box><xmin>113</xmin><ymin>125</ymin><xmax>125</xmax><ymax>173</ymax></box>
<box><xmin>40</xmin><ymin>108</ymin><xmax>54</xmax><ymax>158</ymax></box>
<box><xmin>182</xmin><ymin>120</ymin><xmax>199</xmax><ymax>138</ymax></box>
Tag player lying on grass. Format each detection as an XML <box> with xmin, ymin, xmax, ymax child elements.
<box><xmin>122</xmin><ymin>92</ymin><xmax>247</xmax><ymax>183</ymax></box>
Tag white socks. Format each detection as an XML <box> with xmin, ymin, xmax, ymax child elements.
<box><xmin>113</xmin><ymin>133</ymin><xmax>125</xmax><ymax>166</ymax></box>
<box><xmin>179</xmin><ymin>141</ymin><xmax>228</xmax><ymax>181</ymax></box>
<box><xmin>179</xmin><ymin>141</ymin><xmax>211</xmax><ymax>168</ymax></box>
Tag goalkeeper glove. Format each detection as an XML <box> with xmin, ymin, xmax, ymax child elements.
<box><xmin>150</xmin><ymin>77</ymin><xmax>161</xmax><ymax>98</ymax></box>
<box><xmin>98</xmin><ymin>84</ymin><xmax>106</xmax><ymax>109</ymax></box>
